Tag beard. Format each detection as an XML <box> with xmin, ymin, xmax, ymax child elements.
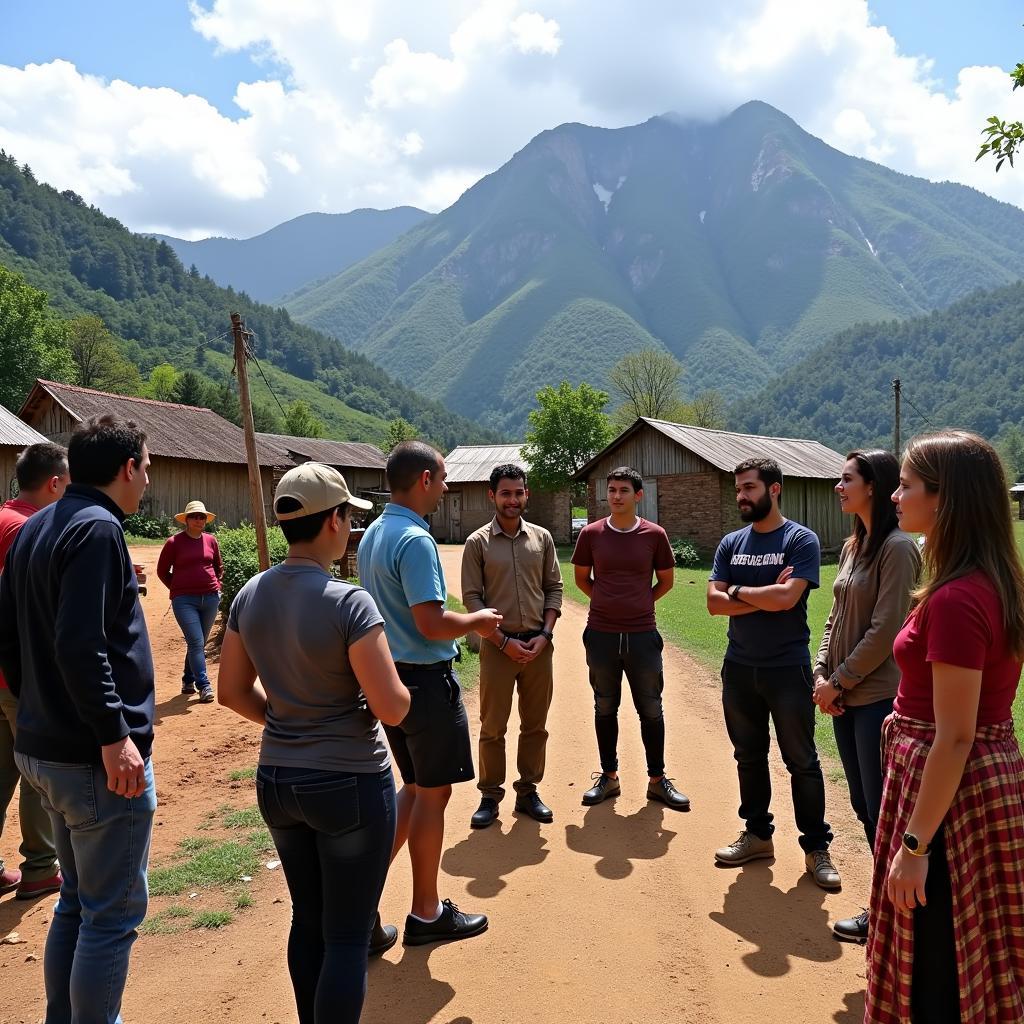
<box><xmin>738</xmin><ymin>491</ymin><xmax>773</xmax><ymax>523</ymax></box>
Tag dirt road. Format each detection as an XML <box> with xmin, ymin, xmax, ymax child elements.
<box><xmin>2</xmin><ymin>544</ymin><xmax>868</xmax><ymax>1024</ymax></box>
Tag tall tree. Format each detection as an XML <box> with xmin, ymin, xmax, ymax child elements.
<box><xmin>173</xmin><ymin>370</ymin><xmax>211</xmax><ymax>408</ymax></box>
<box><xmin>682</xmin><ymin>390</ymin><xmax>727</xmax><ymax>429</ymax></box>
<box><xmin>284</xmin><ymin>400</ymin><xmax>325</xmax><ymax>438</ymax></box>
<box><xmin>608</xmin><ymin>348</ymin><xmax>686</xmax><ymax>421</ymax></box>
<box><xmin>67</xmin><ymin>315</ymin><xmax>141</xmax><ymax>393</ymax></box>
<box><xmin>146</xmin><ymin>363</ymin><xmax>180</xmax><ymax>403</ymax></box>
<box><xmin>380</xmin><ymin>417</ymin><xmax>420</xmax><ymax>453</ymax></box>
<box><xmin>0</xmin><ymin>265</ymin><xmax>75</xmax><ymax>409</ymax></box>
<box><xmin>521</xmin><ymin>381</ymin><xmax>614</xmax><ymax>493</ymax></box>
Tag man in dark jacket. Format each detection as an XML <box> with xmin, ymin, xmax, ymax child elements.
<box><xmin>0</xmin><ymin>414</ymin><xmax>154</xmax><ymax>1024</ymax></box>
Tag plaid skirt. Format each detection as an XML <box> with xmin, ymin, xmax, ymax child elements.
<box><xmin>866</xmin><ymin>714</ymin><xmax>1024</xmax><ymax>1023</ymax></box>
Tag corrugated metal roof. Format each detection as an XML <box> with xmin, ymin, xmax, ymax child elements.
<box><xmin>256</xmin><ymin>433</ymin><xmax>386</xmax><ymax>469</ymax></box>
<box><xmin>575</xmin><ymin>417</ymin><xmax>845</xmax><ymax>480</ymax></box>
<box><xmin>444</xmin><ymin>444</ymin><xmax>527</xmax><ymax>483</ymax></box>
<box><xmin>0</xmin><ymin>404</ymin><xmax>48</xmax><ymax>447</ymax></box>
<box><xmin>22</xmin><ymin>381</ymin><xmax>293</xmax><ymax>467</ymax></box>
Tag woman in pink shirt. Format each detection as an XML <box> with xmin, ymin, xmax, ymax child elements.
<box><xmin>157</xmin><ymin>500</ymin><xmax>223</xmax><ymax>703</ymax></box>
<box><xmin>867</xmin><ymin>431</ymin><xmax>1024</xmax><ymax>1023</ymax></box>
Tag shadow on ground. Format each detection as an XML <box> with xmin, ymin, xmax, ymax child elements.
<box><xmin>362</xmin><ymin>945</ymin><xmax>471</xmax><ymax>1024</ymax></box>
<box><xmin>564</xmin><ymin>801</ymin><xmax>675</xmax><ymax>879</ymax></box>
<box><xmin>442</xmin><ymin>813</ymin><xmax>550</xmax><ymax>898</ymax></box>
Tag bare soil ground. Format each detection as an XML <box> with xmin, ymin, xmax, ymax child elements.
<box><xmin>2</xmin><ymin>545</ymin><xmax>869</xmax><ymax>1024</ymax></box>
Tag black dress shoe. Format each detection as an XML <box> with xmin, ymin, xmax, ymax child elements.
<box><xmin>514</xmin><ymin>792</ymin><xmax>554</xmax><ymax>823</ymax></box>
<box><xmin>647</xmin><ymin>776</ymin><xmax>691</xmax><ymax>811</ymax></box>
<box><xmin>470</xmin><ymin>797</ymin><xmax>499</xmax><ymax>829</ymax></box>
<box><xmin>369</xmin><ymin>915</ymin><xmax>398</xmax><ymax>957</ymax></box>
<box><xmin>833</xmin><ymin>909</ymin><xmax>869</xmax><ymax>944</ymax></box>
<box><xmin>403</xmin><ymin>900</ymin><xmax>488</xmax><ymax>946</ymax></box>
<box><xmin>581</xmin><ymin>773</ymin><xmax>620</xmax><ymax>806</ymax></box>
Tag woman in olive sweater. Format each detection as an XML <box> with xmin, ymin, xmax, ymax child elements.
<box><xmin>813</xmin><ymin>449</ymin><xmax>921</xmax><ymax>943</ymax></box>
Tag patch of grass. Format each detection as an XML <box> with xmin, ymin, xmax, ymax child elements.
<box><xmin>124</xmin><ymin>536</ymin><xmax>166</xmax><ymax>547</ymax></box>
<box><xmin>148</xmin><ymin>840</ymin><xmax>261</xmax><ymax>897</ymax></box>
<box><xmin>234</xmin><ymin>891</ymin><xmax>254</xmax><ymax>910</ymax></box>
<box><xmin>445</xmin><ymin>594</ymin><xmax>480</xmax><ymax>690</ymax></box>
<box><xmin>141</xmin><ymin>905</ymin><xmax>193</xmax><ymax>935</ymax></box>
<box><xmin>228</xmin><ymin>766</ymin><xmax>257</xmax><ymax>782</ymax></box>
<box><xmin>222</xmin><ymin>806</ymin><xmax>263</xmax><ymax>830</ymax></box>
<box><xmin>247</xmin><ymin>825</ymin><xmax>273</xmax><ymax>852</ymax></box>
<box><xmin>192</xmin><ymin>910</ymin><xmax>233</xmax><ymax>929</ymax></box>
<box><xmin>178</xmin><ymin>836</ymin><xmax>217</xmax><ymax>855</ymax></box>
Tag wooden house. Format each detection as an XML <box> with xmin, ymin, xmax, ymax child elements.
<box><xmin>574</xmin><ymin>417</ymin><xmax>847</xmax><ymax>555</ymax></box>
<box><xmin>431</xmin><ymin>444</ymin><xmax>572</xmax><ymax>544</ymax></box>
<box><xmin>256</xmin><ymin>433</ymin><xmax>387</xmax><ymax>498</ymax></box>
<box><xmin>0</xmin><ymin>404</ymin><xmax>50</xmax><ymax>501</ymax></box>
<box><xmin>19</xmin><ymin>380</ymin><xmax>292</xmax><ymax>526</ymax></box>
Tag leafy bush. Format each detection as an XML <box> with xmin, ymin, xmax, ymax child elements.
<box><xmin>670</xmin><ymin>537</ymin><xmax>701</xmax><ymax>569</ymax></box>
<box><xmin>123</xmin><ymin>511</ymin><xmax>173</xmax><ymax>539</ymax></box>
<box><xmin>218</xmin><ymin>523</ymin><xmax>288</xmax><ymax>614</ymax></box>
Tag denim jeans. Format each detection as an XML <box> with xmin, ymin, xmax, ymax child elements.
<box><xmin>171</xmin><ymin>592</ymin><xmax>219</xmax><ymax>688</ymax></box>
<box><xmin>14</xmin><ymin>753</ymin><xmax>156</xmax><ymax>1024</ymax></box>
<box><xmin>721</xmin><ymin>660</ymin><xmax>832</xmax><ymax>852</ymax></box>
<box><xmin>831</xmin><ymin>697</ymin><xmax>893</xmax><ymax>847</ymax></box>
<box><xmin>584</xmin><ymin>628</ymin><xmax>666</xmax><ymax>777</ymax></box>
<box><xmin>256</xmin><ymin>765</ymin><xmax>396</xmax><ymax>1024</ymax></box>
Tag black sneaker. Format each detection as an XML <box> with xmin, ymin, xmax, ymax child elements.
<box><xmin>581</xmin><ymin>773</ymin><xmax>620</xmax><ymax>806</ymax></box>
<box><xmin>403</xmin><ymin>899</ymin><xmax>488</xmax><ymax>947</ymax></box>
<box><xmin>833</xmin><ymin>909</ymin><xmax>869</xmax><ymax>944</ymax></box>
<box><xmin>470</xmin><ymin>798</ymin><xmax>499</xmax><ymax>829</ymax></box>
<box><xmin>647</xmin><ymin>776</ymin><xmax>691</xmax><ymax>811</ymax></box>
<box><xmin>369</xmin><ymin>912</ymin><xmax>398</xmax><ymax>957</ymax></box>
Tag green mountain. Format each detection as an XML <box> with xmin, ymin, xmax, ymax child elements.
<box><xmin>0</xmin><ymin>152</ymin><xmax>493</xmax><ymax>449</ymax></box>
<box><xmin>284</xmin><ymin>101</ymin><xmax>1024</xmax><ymax>435</ymax></box>
<box><xmin>740</xmin><ymin>280</ymin><xmax>1024</xmax><ymax>451</ymax></box>
<box><xmin>152</xmin><ymin>206</ymin><xmax>430</xmax><ymax>303</ymax></box>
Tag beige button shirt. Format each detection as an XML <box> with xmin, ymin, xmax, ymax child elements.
<box><xmin>461</xmin><ymin>517</ymin><xmax>563</xmax><ymax>633</ymax></box>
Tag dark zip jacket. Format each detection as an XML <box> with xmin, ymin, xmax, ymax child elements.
<box><xmin>0</xmin><ymin>484</ymin><xmax>155</xmax><ymax>763</ymax></box>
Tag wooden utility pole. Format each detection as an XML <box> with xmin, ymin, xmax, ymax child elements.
<box><xmin>231</xmin><ymin>312</ymin><xmax>270</xmax><ymax>571</ymax></box>
<box><xmin>892</xmin><ymin>378</ymin><xmax>902</xmax><ymax>457</ymax></box>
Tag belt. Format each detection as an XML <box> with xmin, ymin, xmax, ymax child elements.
<box><xmin>502</xmin><ymin>630</ymin><xmax>543</xmax><ymax>641</ymax></box>
<box><xmin>394</xmin><ymin>660</ymin><xmax>454</xmax><ymax>672</ymax></box>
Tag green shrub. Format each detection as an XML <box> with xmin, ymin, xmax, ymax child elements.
<box><xmin>218</xmin><ymin>523</ymin><xmax>288</xmax><ymax>614</ymax></box>
<box><xmin>123</xmin><ymin>512</ymin><xmax>173</xmax><ymax>539</ymax></box>
<box><xmin>670</xmin><ymin>537</ymin><xmax>701</xmax><ymax>569</ymax></box>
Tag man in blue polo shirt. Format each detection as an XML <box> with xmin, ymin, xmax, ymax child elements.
<box><xmin>707</xmin><ymin>457</ymin><xmax>840</xmax><ymax>891</ymax></box>
<box><xmin>359</xmin><ymin>440</ymin><xmax>502</xmax><ymax>946</ymax></box>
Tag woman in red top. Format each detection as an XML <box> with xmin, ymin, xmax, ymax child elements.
<box><xmin>867</xmin><ymin>431</ymin><xmax>1024</xmax><ymax>1024</ymax></box>
<box><xmin>157</xmin><ymin>500</ymin><xmax>223</xmax><ymax>703</ymax></box>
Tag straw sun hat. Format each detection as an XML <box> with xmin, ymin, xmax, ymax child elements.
<box><xmin>175</xmin><ymin>500</ymin><xmax>217</xmax><ymax>524</ymax></box>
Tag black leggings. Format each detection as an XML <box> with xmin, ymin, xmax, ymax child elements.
<box><xmin>911</xmin><ymin>826</ymin><xmax>961</xmax><ymax>1023</ymax></box>
<box><xmin>257</xmin><ymin>766</ymin><xmax>396</xmax><ymax>1024</ymax></box>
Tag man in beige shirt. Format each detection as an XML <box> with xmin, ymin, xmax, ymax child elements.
<box><xmin>462</xmin><ymin>463</ymin><xmax>563</xmax><ymax>829</ymax></box>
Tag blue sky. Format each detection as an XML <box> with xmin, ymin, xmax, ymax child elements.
<box><xmin>2</xmin><ymin>1</ymin><xmax>1023</xmax><ymax>237</ymax></box>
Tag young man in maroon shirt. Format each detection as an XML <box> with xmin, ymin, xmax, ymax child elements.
<box><xmin>0</xmin><ymin>442</ymin><xmax>69</xmax><ymax>899</ymax></box>
<box><xmin>571</xmin><ymin>467</ymin><xmax>689</xmax><ymax>810</ymax></box>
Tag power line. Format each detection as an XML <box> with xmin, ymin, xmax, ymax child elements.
<box><xmin>900</xmin><ymin>387</ymin><xmax>936</xmax><ymax>431</ymax></box>
<box><xmin>243</xmin><ymin>330</ymin><xmax>290</xmax><ymax>420</ymax></box>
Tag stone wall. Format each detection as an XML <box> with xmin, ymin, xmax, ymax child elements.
<box><xmin>528</xmin><ymin>486</ymin><xmax>572</xmax><ymax>544</ymax></box>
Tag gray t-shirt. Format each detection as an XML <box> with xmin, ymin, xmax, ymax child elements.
<box><xmin>227</xmin><ymin>564</ymin><xmax>389</xmax><ymax>773</ymax></box>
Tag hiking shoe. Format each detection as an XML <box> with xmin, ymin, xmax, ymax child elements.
<box><xmin>471</xmin><ymin>798</ymin><xmax>499</xmax><ymax>829</ymax></box>
<box><xmin>805</xmin><ymin>850</ymin><xmax>842</xmax><ymax>891</ymax></box>
<box><xmin>514</xmin><ymin>792</ymin><xmax>554</xmax><ymax>823</ymax></box>
<box><xmin>199</xmin><ymin>685</ymin><xmax>215</xmax><ymax>704</ymax></box>
<box><xmin>581</xmin><ymin>773</ymin><xmax>621</xmax><ymax>806</ymax></box>
<box><xmin>403</xmin><ymin>899</ymin><xmax>488</xmax><ymax>946</ymax></box>
<box><xmin>369</xmin><ymin>912</ymin><xmax>398</xmax><ymax>957</ymax></box>
<box><xmin>714</xmin><ymin>831</ymin><xmax>775</xmax><ymax>866</ymax></box>
<box><xmin>647</xmin><ymin>777</ymin><xmax>691</xmax><ymax>811</ymax></box>
<box><xmin>0</xmin><ymin>867</ymin><xmax>21</xmax><ymax>896</ymax></box>
<box><xmin>833</xmin><ymin>909</ymin><xmax>868</xmax><ymax>944</ymax></box>
<box><xmin>16</xmin><ymin>870</ymin><xmax>63</xmax><ymax>900</ymax></box>
<box><xmin>181</xmin><ymin>683</ymin><xmax>197</xmax><ymax>695</ymax></box>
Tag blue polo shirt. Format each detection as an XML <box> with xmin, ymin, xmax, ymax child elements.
<box><xmin>357</xmin><ymin>503</ymin><xmax>459</xmax><ymax>665</ymax></box>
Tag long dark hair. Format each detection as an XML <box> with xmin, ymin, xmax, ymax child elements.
<box><xmin>844</xmin><ymin>449</ymin><xmax>901</xmax><ymax>566</ymax></box>
<box><xmin>905</xmin><ymin>430</ymin><xmax>1024</xmax><ymax>657</ymax></box>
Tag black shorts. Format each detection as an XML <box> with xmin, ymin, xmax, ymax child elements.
<box><xmin>384</xmin><ymin>663</ymin><xmax>475</xmax><ymax>788</ymax></box>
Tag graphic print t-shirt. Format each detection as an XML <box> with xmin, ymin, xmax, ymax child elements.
<box><xmin>571</xmin><ymin>518</ymin><xmax>674</xmax><ymax>632</ymax></box>
<box><xmin>710</xmin><ymin>520</ymin><xmax>821</xmax><ymax>667</ymax></box>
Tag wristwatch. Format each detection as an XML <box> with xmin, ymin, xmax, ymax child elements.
<box><xmin>728</xmin><ymin>585</ymin><xmax>743</xmax><ymax>601</ymax></box>
<box><xmin>540</xmin><ymin>629</ymin><xmax>554</xmax><ymax>641</ymax></box>
<box><xmin>901</xmin><ymin>831</ymin><xmax>931</xmax><ymax>857</ymax></box>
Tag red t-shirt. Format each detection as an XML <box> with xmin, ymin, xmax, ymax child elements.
<box><xmin>0</xmin><ymin>498</ymin><xmax>39</xmax><ymax>691</ymax></box>
<box><xmin>893</xmin><ymin>571</ymin><xmax>1022</xmax><ymax>725</ymax></box>
<box><xmin>571</xmin><ymin>517</ymin><xmax>674</xmax><ymax>632</ymax></box>
<box><xmin>156</xmin><ymin>532</ymin><xmax>223</xmax><ymax>599</ymax></box>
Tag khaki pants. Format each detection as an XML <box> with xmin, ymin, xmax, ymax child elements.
<box><xmin>0</xmin><ymin>687</ymin><xmax>58</xmax><ymax>881</ymax></box>
<box><xmin>478</xmin><ymin>641</ymin><xmax>554</xmax><ymax>802</ymax></box>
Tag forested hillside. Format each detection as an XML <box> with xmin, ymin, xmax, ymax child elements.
<box><xmin>0</xmin><ymin>152</ymin><xmax>494</xmax><ymax>448</ymax></box>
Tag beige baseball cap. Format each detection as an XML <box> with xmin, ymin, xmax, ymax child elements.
<box><xmin>274</xmin><ymin>462</ymin><xmax>373</xmax><ymax>521</ymax></box>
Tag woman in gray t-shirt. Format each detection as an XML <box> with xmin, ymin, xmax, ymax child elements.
<box><xmin>218</xmin><ymin>464</ymin><xmax>410</xmax><ymax>1024</ymax></box>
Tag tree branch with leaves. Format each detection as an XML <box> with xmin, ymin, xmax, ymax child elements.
<box><xmin>978</xmin><ymin>62</ymin><xmax>1024</xmax><ymax>170</ymax></box>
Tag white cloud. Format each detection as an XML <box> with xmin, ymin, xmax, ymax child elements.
<box><xmin>0</xmin><ymin>1</ymin><xmax>1022</xmax><ymax>239</ymax></box>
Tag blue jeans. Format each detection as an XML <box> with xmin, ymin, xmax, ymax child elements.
<box><xmin>171</xmin><ymin>592</ymin><xmax>219</xmax><ymax>688</ymax></box>
<box><xmin>831</xmin><ymin>697</ymin><xmax>893</xmax><ymax>847</ymax></box>
<box><xmin>721</xmin><ymin>660</ymin><xmax>832</xmax><ymax>852</ymax></box>
<box><xmin>14</xmin><ymin>753</ymin><xmax>156</xmax><ymax>1024</ymax></box>
<box><xmin>256</xmin><ymin>765</ymin><xmax>396</xmax><ymax>1024</ymax></box>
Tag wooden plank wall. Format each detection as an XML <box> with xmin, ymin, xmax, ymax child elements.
<box><xmin>0</xmin><ymin>449</ymin><xmax>17</xmax><ymax>502</ymax></box>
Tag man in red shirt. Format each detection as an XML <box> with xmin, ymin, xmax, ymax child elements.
<box><xmin>571</xmin><ymin>466</ymin><xmax>690</xmax><ymax>810</ymax></box>
<box><xmin>0</xmin><ymin>442</ymin><xmax>69</xmax><ymax>899</ymax></box>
